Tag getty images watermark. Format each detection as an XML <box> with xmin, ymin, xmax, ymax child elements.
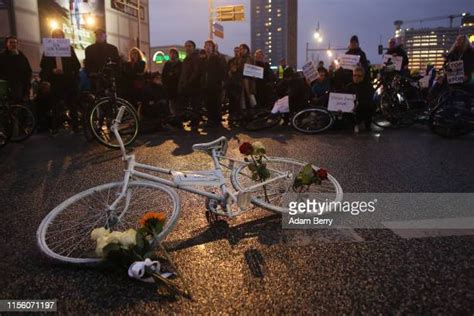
<box><xmin>285</xmin><ymin>198</ymin><xmax>378</xmax><ymax>227</ymax></box>
<box><xmin>282</xmin><ymin>193</ymin><xmax>474</xmax><ymax>229</ymax></box>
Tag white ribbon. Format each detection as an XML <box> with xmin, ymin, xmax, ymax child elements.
<box><xmin>128</xmin><ymin>258</ymin><xmax>174</xmax><ymax>283</ymax></box>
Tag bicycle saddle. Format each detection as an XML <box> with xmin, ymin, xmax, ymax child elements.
<box><xmin>192</xmin><ymin>136</ymin><xmax>228</xmax><ymax>156</ymax></box>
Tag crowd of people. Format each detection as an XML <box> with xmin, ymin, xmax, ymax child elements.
<box><xmin>0</xmin><ymin>28</ymin><xmax>473</xmax><ymax>135</ymax></box>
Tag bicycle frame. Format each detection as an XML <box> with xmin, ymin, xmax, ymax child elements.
<box><xmin>106</xmin><ymin>106</ymin><xmax>291</xmax><ymax>221</ymax></box>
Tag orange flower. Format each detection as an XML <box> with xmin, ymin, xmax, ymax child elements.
<box><xmin>140</xmin><ymin>211</ymin><xmax>166</xmax><ymax>227</ymax></box>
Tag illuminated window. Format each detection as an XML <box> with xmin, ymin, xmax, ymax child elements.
<box><xmin>277</xmin><ymin>27</ymin><xmax>282</xmax><ymax>31</ymax></box>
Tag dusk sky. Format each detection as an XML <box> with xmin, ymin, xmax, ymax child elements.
<box><xmin>150</xmin><ymin>0</ymin><xmax>474</xmax><ymax>67</ymax></box>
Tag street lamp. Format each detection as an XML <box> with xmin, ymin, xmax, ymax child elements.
<box><xmin>49</xmin><ymin>19</ymin><xmax>59</xmax><ymax>30</ymax></box>
<box><xmin>306</xmin><ymin>21</ymin><xmax>322</xmax><ymax>61</ymax></box>
<box><xmin>85</xmin><ymin>14</ymin><xmax>96</xmax><ymax>28</ymax></box>
<box><xmin>326</xmin><ymin>49</ymin><xmax>333</xmax><ymax>57</ymax></box>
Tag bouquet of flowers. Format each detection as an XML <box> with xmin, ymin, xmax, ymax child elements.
<box><xmin>292</xmin><ymin>164</ymin><xmax>329</xmax><ymax>192</ymax></box>
<box><xmin>91</xmin><ymin>212</ymin><xmax>191</xmax><ymax>298</ymax></box>
<box><xmin>239</xmin><ymin>141</ymin><xmax>271</xmax><ymax>201</ymax></box>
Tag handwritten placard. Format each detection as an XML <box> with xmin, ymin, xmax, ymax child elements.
<box><xmin>302</xmin><ymin>60</ymin><xmax>318</xmax><ymax>83</ymax></box>
<box><xmin>382</xmin><ymin>54</ymin><xmax>403</xmax><ymax>71</ymax></box>
<box><xmin>43</xmin><ymin>38</ymin><xmax>71</xmax><ymax>57</ymax></box>
<box><xmin>271</xmin><ymin>96</ymin><xmax>290</xmax><ymax>114</ymax></box>
<box><xmin>328</xmin><ymin>93</ymin><xmax>356</xmax><ymax>112</ymax></box>
<box><xmin>243</xmin><ymin>64</ymin><xmax>264</xmax><ymax>79</ymax></box>
<box><xmin>445</xmin><ymin>60</ymin><xmax>464</xmax><ymax>85</ymax></box>
<box><xmin>338</xmin><ymin>54</ymin><xmax>360</xmax><ymax>70</ymax></box>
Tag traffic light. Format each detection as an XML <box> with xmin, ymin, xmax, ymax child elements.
<box><xmin>378</xmin><ymin>45</ymin><xmax>383</xmax><ymax>55</ymax></box>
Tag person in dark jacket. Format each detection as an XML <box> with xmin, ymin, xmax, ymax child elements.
<box><xmin>201</xmin><ymin>40</ymin><xmax>226</xmax><ymax>128</ymax></box>
<box><xmin>345</xmin><ymin>66</ymin><xmax>375</xmax><ymax>132</ymax></box>
<box><xmin>387</xmin><ymin>38</ymin><xmax>409</xmax><ymax>75</ymax></box>
<box><xmin>446</xmin><ymin>35</ymin><xmax>474</xmax><ymax>86</ymax></box>
<box><xmin>162</xmin><ymin>48</ymin><xmax>182</xmax><ymax>118</ymax></box>
<box><xmin>178</xmin><ymin>40</ymin><xmax>201</xmax><ymax>125</ymax></box>
<box><xmin>122</xmin><ymin>47</ymin><xmax>147</xmax><ymax>107</ymax></box>
<box><xmin>84</xmin><ymin>29</ymin><xmax>120</xmax><ymax>75</ymax></box>
<box><xmin>39</xmin><ymin>29</ymin><xmax>80</xmax><ymax>133</ymax></box>
<box><xmin>226</xmin><ymin>46</ymin><xmax>243</xmax><ymax>125</ymax></box>
<box><xmin>0</xmin><ymin>36</ymin><xmax>32</xmax><ymax>101</ymax></box>
<box><xmin>346</xmin><ymin>35</ymin><xmax>369</xmax><ymax>73</ymax></box>
<box><xmin>255</xmin><ymin>49</ymin><xmax>276</xmax><ymax>109</ymax></box>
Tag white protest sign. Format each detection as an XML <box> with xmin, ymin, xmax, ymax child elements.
<box><xmin>271</xmin><ymin>96</ymin><xmax>290</xmax><ymax>114</ymax></box>
<box><xmin>383</xmin><ymin>54</ymin><xmax>403</xmax><ymax>71</ymax></box>
<box><xmin>243</xmin><ymin>64</ymin><xmax>264</xmax><ymax>79</ymax></box>
<box><xmin>302</xmin><ymin>60</ymin><xmax>318</xmax><ymax>83</ymax></box>
<box><xmin>338</xmin><ymin>54</ymin><xmax>360</xmax><ymax>70</ymax></box>
<box><xmin>445</xmin><ymin>60</ymin><xmax>464</xmax><ymax>85</ymax></box>
<box><xmin>418</xmin><ymin>75</ymin><xmax>431</xmax><ymax>89</ymax></box>
<box><xmin>328</xmin><ymin>93</ymin><xmax>356</xmax><ymax>113</ymax></box>
<box><xmin>43</xmin><ymin>38</ymin><xmax>71</xmax><ymax>57</ymax></box>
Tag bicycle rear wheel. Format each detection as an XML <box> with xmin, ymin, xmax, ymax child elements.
<box><xmin>89</xmin><ymin>97</ymin><xmax>139</xmax><ymax>148</ymax></box>
<box><xmin>9</xmin><ymin>104</ymin><xmax>36</xmax><ymax>142</ymax></box>
<box><xmin>292</xmin><ymin>107</ymin><xmax>334</xmax><ymax>134</ymax></box>
<box><xmin>245</xmin><ymin>112</ymin><xmax>281</xmax><ymax>131</ymax></box>
<box><xmin>231</xmin><ymin>157</ymin><xmax>343</xmax><ymax>213</ymax></box>
<box><xmin>37</xmin><ymin>181</ymin><xmax>180</xmax><ymax>265</ymax></box>
<box><xmin>430</xmin><ymin>106</ymin><xmax>471</xmax><ymax>137</ymax></box>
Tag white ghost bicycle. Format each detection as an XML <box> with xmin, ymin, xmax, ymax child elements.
<box><xmin>37</xmin><ymin>106</ymin><xmax>343</xmax><ymax>265</ymax></box>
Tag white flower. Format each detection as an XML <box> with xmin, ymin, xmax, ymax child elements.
<box><xmin>119</xmin><ymin>229</ymin><xmax>137</xmax><ymax>249</ymax></box>
<box><xmin>91</xmin><ymin>227</ymin><xmax>110</xmax><ymax>241</ymax></box>
<box><xmin>95</xmin><ymin>235</ymin><xmax>110</xmax><ymax>257</ymax></box>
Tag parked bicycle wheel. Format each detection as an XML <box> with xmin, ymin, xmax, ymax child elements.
<box><xmin>292</xmin><ymin>107</ymin><xmax>334</xmax><ymax>134</ymax></box>
<box><xmin>9</xmin><ymin>104</ymin><xmax>36</xmax><ymax>142</ymax></box>
<box><xmin>231</xmin><ymin>157</ymin><xmax>343</xmax><ymax>213</ymax></box>
<box><xmin>245</xmin><ymin>112</ymin><xmax>282</xmax><ymax>131</ymax></box>
<box><xmin>89</xmin><ymin>97</ymin><xmax>139</xmax><ymax>148</ymax></box>
<box><xmin>429</xmin><ymin>90</ymin><xmax>473</xmax><ymax>137</ymax></box>
<box><xmin>373</xmin><ymin>92</ymin><xmax>416</xmax><ymax>128</ymax></box>
<box><xmin>37</xmin><ymin>181</ymin><xmax>180</xmax><ymax>265</ymax></box>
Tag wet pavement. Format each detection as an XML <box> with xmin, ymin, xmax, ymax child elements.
<box><xmin>0</xmin><ymin>124</ymin><xmax>473</xmax><ymax>314</ymax></box>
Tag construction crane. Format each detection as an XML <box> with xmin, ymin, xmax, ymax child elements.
<box><xmin>394</xmin><ymin>12</ymin><xmax>470</xmax><ymax>30</ymax></box>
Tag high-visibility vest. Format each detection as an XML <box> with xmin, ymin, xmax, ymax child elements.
<box><xmin>278</xmin><ymin>65</ymin><xmax>285</xmax><ymax>79</ymax></box>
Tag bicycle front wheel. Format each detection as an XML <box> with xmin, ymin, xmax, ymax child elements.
<box><xmin>9</xmin><ymin>104</ymin><xmax>36</xmax><ymax>142</ymax></box>
<box><xmin>231</xmin><ymin>157</ymin><xmax>343</xmax><ymax>213</ymax></box>
<box><xmin>89</xmin><ymin>98</ymin><xmax>139</xmax><ymax>148</ymax></box>
<box><xmin>292</xmin><ymin>107</ymin><xmax>334</xmax><ymax>134</ymax></box>
<box><xmin>37</xmin><ymin>181</ymin><xmax>180</xmax><ymax>265</ymax></box>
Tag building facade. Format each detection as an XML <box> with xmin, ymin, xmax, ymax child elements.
<box><xmin>0</xmin><ymin>0</ymin><xmax>150</xmax><ymax>72</ymax></box>
<box><xmin>250</xmin><ymin>0</ymin><xmax>297</xmax><ymax>68</ymax></box>
<box><xmin>395</xmin><ymin>15</ymin><xmax>474</xmax><ymax>71</ymax></box>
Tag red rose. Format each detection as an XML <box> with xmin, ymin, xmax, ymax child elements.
<box><xmin>315</xmin><ymin>168</ymin><xmax>328</xmax><ymax>180</ymax></box>
<box><xmin>239</xmin><ymin>142</ymin><xmax>254</xmax><ymax>155</ymax></box>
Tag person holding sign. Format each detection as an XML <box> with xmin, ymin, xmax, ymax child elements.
<box><xmin>0</xmin><ymin>36</ymin><xmax>32</xmax><ymax>102</ymax></box>
<box><xmin>40</xmin><ymin>29</ymin><xmax>80</xmax><ymax>133</ymax></box>
<box><xmin>345</xmin><ymin>66</ymin><xmax>375</xmax><ymax>132</ymax></box>
<box><xmin>446</xmin><ymin>35</ymin><xmax>474</xmax><ymax>86</ymax></box>
<box><xmin>387</xmin><ymin>38</ymin><xmax>409</xmax><ymax>75</ymax></box>
<box><xmin>345</xmin><ymin>35</ymin><xmax>369</xmax><ymax>74</ymax></box>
